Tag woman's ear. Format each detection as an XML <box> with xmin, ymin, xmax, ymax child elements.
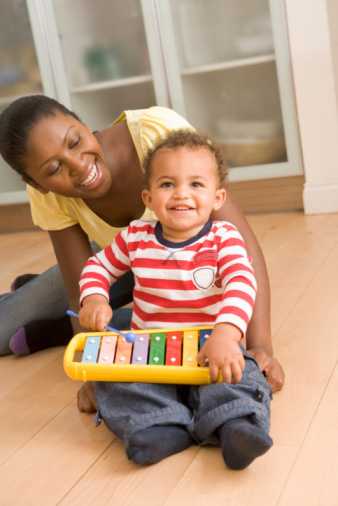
<box><xmin>21</xmin><ymin>174</ymin><xmax>49</xmax><ymax>194</ymax></box>
<box><xmin>213</xmin><ymin>187</ymin><xmax>226</xmax><ymax>211</ymax></box>
<box><xmin>141</xmin><ymin>188</ymin><xmax>152</xmax><ymax>209</ymax></box>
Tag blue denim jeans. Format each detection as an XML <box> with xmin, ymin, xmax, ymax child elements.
<box><xmin>0</xmin><ymin>263</ymin><xmax>134</xmax><ymax>355</ymax></box>
<box><xmin>95</xmin><ymin>351</ymin><xmax>272</xmax><ymax>448</ymax></box>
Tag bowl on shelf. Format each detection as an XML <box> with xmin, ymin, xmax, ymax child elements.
<box><xmin>216</xmin><ymin>119</ymin><xmax>281</xmax><ymax>139</ymax></box>
<box><xmin>214</xmin><ymin>119</ymin><xmax>286</xmax><ymax>167</ymax></box>
<box><xmin>218</xmin><ymin>137</ymin><xmax>287</xmax><ymax>167</ymax></box>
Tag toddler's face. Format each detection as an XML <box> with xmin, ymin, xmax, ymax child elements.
<box><xmin>142</xmin><ymin>146</ymin><xmax>226</xmax><ymax>242</ymax></box>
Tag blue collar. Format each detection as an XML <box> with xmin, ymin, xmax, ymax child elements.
<box><xmin>154</xmin><ymin>219</ymin><xmax>212</xmax><ymax>248</ymax></box>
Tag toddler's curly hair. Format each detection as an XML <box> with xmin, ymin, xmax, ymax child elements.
<box><xmin>143</xmin><ymin>129</ymin><xmax>227</xmax><ymax>187</ymax></box>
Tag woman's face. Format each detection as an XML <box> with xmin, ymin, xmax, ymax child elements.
<box><xmin>22</xmin><ymin>112</ymin><xmax>112</xmax><ymax>199</ymax></box>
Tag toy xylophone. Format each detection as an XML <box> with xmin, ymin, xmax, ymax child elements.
<box><xmin>63</xmin><ymin>326</ymin><xmax>213</xmax><ymax>385</ymax></box>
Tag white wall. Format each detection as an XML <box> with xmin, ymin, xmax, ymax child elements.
<box><xmin>327</xmin><ymin>0</ymin><xmax>338</xmax><ymax>116</ymax></box>
<box><xmin>285</xmin><ymin>0</ymin><xmax>338</xmax><ymax>214</ymax></box>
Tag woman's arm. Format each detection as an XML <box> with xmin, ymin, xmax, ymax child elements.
<box><xmin>49</xmin><ymin>225</ymin><xmax>93</xmax><ymax>334</ymax></box>
<box><xmin>212</xmin><ymin>193</ymin><xmax>271</xmax><ymax>352</ymax></box>
<box><xmin>50</xmin><ymin>225</ymin><xmax>100</xmax><ymax>413</ymax></box>
<box><xmin>212</xmin><ymin>192</ymin><xmax>285</xmax><ymax>392</ymax></box>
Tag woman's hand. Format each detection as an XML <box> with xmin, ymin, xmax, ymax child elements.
<box><xmin>77</xmin><ymin>382</ymin><xmax>97</xmax><ymax>413</ymax></box>
<box><xmin>79</xmin><ymin>294</ymin><xmax>112</xmax><ymax>331</ymax></box>
<box><xmin>197</xmin><ymin>323</ymin><xmax>244</xmax><ymax>383</ymax></box>
<box><xmin>247</xmin><ymin>347</ymin><xmax>285</xmax><ymax>393</ymax></box>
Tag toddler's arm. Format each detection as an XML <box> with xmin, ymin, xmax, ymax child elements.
<box><xmin>78</xmin><ymin>229</ymin><xmax>131</xmax><ymax>330</ymax></box>
<box><xmin>199</xmin><ymin>223</ymin><xmax>257</xmax><ymax>383</ymax></box>
<box><xmin>212</xmin><ymin>195</ymin><xmax>285</xmax><ymax>391</ymax></box>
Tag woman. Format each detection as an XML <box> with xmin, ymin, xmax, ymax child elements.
<box><xmin>0</xmin><ymin>95</ymin><xmax>284</xmax><ymax>406</ymax></box>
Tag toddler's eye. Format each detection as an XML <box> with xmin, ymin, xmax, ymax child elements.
<box><xmin>191</xmin><ymin>181</ymin><xmax>203</xmax><ymax>187</ymax></box>
<box><xmin>160</xmin><ymin>181</ymin><xmax>173</xmax><ymax>188</ymax></box>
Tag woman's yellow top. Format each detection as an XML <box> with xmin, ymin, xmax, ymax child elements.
<box><xmin>27</xmin><ymin>106</ymin><xmax>192</xmax><ymax>248</ymax></box>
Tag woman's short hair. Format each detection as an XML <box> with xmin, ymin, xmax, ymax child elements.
<box><xmin>0</xmin><ymin>94</ymin><xmax>80</xmax><ymax>176</ymax></box>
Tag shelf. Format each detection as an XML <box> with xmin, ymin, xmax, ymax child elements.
<box><xmin>181</xmin><ymin>53</ymin><xmax>275</xmax><ymax>77</ymax></box>
<box><xmin>227</xmin><ymin>161</ymin><xmax>303</xmax><ymax>182</ymax></box>
<box><xmin>71</xmin><ymin>74</ymin><xmax>153</xmax><ymax>94</ymax></box>
<box><xmin>0</xmin><ymin>191</ymin><xmax>28</xmax><ymax>205</ymax></box>
<box><xmin>0</xmin><ymin>91</ymin><xmax>43</xmax><ymax>108</ymax></box>
<box><xmin>0</xmin><ymin>93</ymin><xmax>27</xmax><ymax>107</ymax></box>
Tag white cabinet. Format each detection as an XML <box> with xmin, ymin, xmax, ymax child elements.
<box><xmin>0</xmin><ymin>0</ymin><xmax>302</xmax><ymax>204</ymax></box>
<box><xmin>155</xmin><ymin>0</ymin><xmax>302</xmax><ymax>182</ymax></box>
<box><xmin>0</xmin><ymin>0</ymin><xmax>54</xmax><ymax>204</ymax></box>
<box><xmin>44</xmin><ymin>0</ymin><xmax>302</xmax><ymax>182</ymax></box>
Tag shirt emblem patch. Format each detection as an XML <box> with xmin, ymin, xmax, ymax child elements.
<box><xmin>192</xmin><ymin>267</ymin><xmax>216</xmax><ymax>290</ymax></box>
<box><xmin>192</xmin><ymin>249</ymin><xmax>218</xmax><ymax>290</ymax></box>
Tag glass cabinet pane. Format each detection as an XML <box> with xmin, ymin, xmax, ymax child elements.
<box><xmin>0</xmin><ymin>104</ymin><xmax>26</xmax><ymax>194</ymax></box>
<box><xmin>182</xmin><ymin>63</ymin><xmax>287</xmax><ymax>168</ymax></box>
<box><xmin>172</xmin><ymin>0</ymin><xmax>274</xmax><ymax>68</ymax></box>
<box><xmin>70</xmin><ymin>83</ymin><xmax>156</xmax><ymax>131</ymax></box>
<box><xmin>0</xmin><ymin>0</ymin><xmax>43</xmax><ymax>197</ymax></box>
<box><xmin>0</xmin><ymin>0</ymin><xmax>43</xmax><ymax>101</ymax></box>
<box><xmin>52</xmin><ymin>0</ymin><xmax>157</xmax><ymax>129</ymax></box>
<box><xmin>53</xmin><ymin>0</ymin><xmax>152</xmax><ymax>88</ymax></box>
<box><xmin>168</xmin><ymin>0</ymin><xmax>287</xmax><ymax>169</ymax></box>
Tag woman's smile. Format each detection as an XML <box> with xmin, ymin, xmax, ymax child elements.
<box><xmin>77</xmin><ymin>162</ymin><xmax>102</xmax><ymax>189</ymax></box>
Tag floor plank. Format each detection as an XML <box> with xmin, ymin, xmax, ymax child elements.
<box><xmin>0</xmin><ymin>348</ymin><xmax>63</xmax><ymax>400</ymax></box>
<box><xmin>0</xmin><ymin>213</ymin><xmax>337</xmax><ymax>506</ymax></box>
<box><xmin>0</xmin><ymin>356</ymin><xmax>78</xmax><ymax>466</ymax></box>
<box><xmin>270</xmin><ymin>239</ymin><xmax>338</xmax><ymax>447</ymax></box>
<box><xmin>278</xmin><ymin>362</ymin><xmax>338</xmax><ymax>506</ymax></box>
<box><xmin>0</xmin><ymin>230</ymin><xmax>55</xmax><ymax>291</ymax></box>
<box><xmin>0</xmin><ymin>402</ymin><xmax>114</xmax><ymax>506</ymax></box>
<box><xmin>59</xmin><ymin>444</ymin><xmax>200</xmax><ymax>506</ymax></box>
<box><xmin>163</xmin><ymin>445</ymin><xmax>296</xmax><ymax>506</ymax></box>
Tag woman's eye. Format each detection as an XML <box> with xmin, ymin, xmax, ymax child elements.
<box><xmin>69</xmin><ymin>136</ymin><xmax>80</xmax><ymax>149</ymax></box>
<box><xmin>47</xmin><ymin>162</ymin><xmax>61</xmax><ymax>176</ymax></box>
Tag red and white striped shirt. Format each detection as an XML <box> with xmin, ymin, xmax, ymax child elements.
<box><xmin>79</xmin><ymin>219</ymin><xmax>257</xmax><ymax>334</ymax></box>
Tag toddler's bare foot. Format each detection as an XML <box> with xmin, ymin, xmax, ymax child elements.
<box><xmin>77</xmin><ymin>382</ymin><xmax>97</xmax><ymax>413</ymax></box>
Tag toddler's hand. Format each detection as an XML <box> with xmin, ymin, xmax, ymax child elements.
<box><xmin>79</xmin><ymin>294</ymin><xmax>113</xmax><ymax>331</ymax></box>
<box><xmin>197</xmin><ymin>323</ymin><xmax>245</xmax><ymax>383</ymax></box>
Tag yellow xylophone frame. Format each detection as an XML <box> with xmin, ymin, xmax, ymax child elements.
<box><xmin>63</xmin><ymin>326</ymin><xmax>213</xmax><ymax>385</ymax></box>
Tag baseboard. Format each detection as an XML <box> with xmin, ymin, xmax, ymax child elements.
<box><xmin>0</xmin><ymin>176</ymin><xmax>305</xmax><ymax>234</ymax></box>
<box><xmin>0</xmin><ymin>203</ymin><xmax>37</xmax><ymax>233</ymax></box>
<box><xmin>303</xmin><ymin>182</ymin><xmax>338</xmax><ymax>214</ymax></box>
<box><xmin>229</xmin><ymin>175</ymin><xmax>304</xmax><ymax>214</ymax></box>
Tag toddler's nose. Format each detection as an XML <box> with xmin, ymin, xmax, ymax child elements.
<box><xmin>173</xmin><ymin>185</ymin><xmax>189</xmax><ymax>198</ymax></box>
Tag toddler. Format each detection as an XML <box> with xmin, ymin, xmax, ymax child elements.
<box><xmin>79</xmin><ymin>130</ymin><xmax>272</xmax><ymax>469</ymax></box>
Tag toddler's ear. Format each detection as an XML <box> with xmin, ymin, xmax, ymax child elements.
<box><xmin>141</xmin><ymin>189</ymin><xmax>152</xmax><ymax>209</ymax></box>
<box><xmin>213</xmin><ymin>188</ymin><xmax>226</xmax><ymax>210</ymax></box>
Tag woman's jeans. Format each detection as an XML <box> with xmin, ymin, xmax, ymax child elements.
<box><xmin>0</xmin><ymin>264</ymin><xmax>134</xmax><ymax>355</ymax></box>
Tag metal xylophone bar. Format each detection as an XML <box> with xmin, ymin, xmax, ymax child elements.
<box><xmin>81</xmin><ymin>328</ymin><xmax>213</xmax><ymax>367</ymax></box>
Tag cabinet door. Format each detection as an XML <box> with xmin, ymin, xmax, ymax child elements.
<box><xmin>42</xmin><ymin>0</ymin><xmax>168</xmax><ymax>130</ymax></box>
<box><xmin>0</xmin><ymin>0</ymin><xmax>48</xmax><ymax>203</ymax></box>
<box><xmin>156</xmin><ymin>0</ymin><xmax>302</xmax><ymax>182</ymax></box>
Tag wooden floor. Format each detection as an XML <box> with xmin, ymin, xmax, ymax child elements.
<box><xmin>0</xmin><ymin>212</ymin><xmax>337</xmax><ymax>506</ymax></box>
